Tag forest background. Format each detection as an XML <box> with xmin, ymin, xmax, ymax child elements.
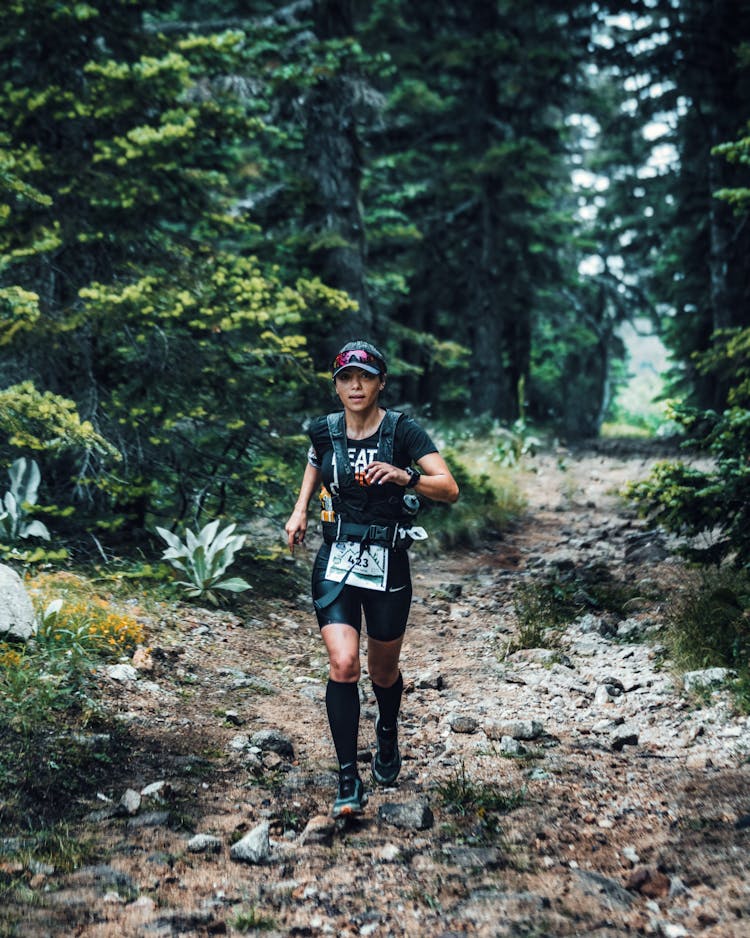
<box><xmin>1</xmin><ymin>0</ymin><xmax>749</xmax><ymax>565</ymax></box>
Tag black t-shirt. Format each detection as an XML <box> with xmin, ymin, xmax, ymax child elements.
<box><xmin>308</xmin><ymin>411</ymin><xmax>437</xmax><ymax>522</ymax></box>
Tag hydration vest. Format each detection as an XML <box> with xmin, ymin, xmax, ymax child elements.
<box><xmin>320</xmin><ymin>409</ymin><xmax>419</xmax><ymax>548</ymax></box>
<box><xmin>314</xmin><ymin>410</ymin><xmax>427</xmax><ymax>612</ymax></box>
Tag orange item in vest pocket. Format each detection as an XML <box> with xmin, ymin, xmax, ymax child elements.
<box><xmin>319</xmin><ymin>485</ymin><xmax>335</xmax><ymax>523</ymax></box>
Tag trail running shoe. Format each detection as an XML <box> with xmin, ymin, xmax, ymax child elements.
<box><xmin>372</xmin><ymin>717</ymin><xmax>402</xmax><ymax>786</ymax></box>
<box><xmin>332</xmin><ymin>774</ymin><xmax>367</xmax><ymax>818</ymax></box>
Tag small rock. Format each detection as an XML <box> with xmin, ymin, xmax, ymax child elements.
<box><xmin>141</xmin><ymin>781</ymin><xmax>168</xmax><ymax>800</ymax></box>
<box><xmin>624</xmin><ymin>531</ymin><xmax>669</xmax><ymax>563</ymax></box>
<box><xmin>377</xmin><ymin>843</ymin><xmax>402</xmax><ymax>863</ymax></box>
<box><xmin>414</xmin><ymin>670</ymin><xmax>444</xmax><ymax>690</ymax></box>
<box><xmin>229</xmin><ymin>734</ymin><xmax>250</xmax><ymax>751</ymax></box>
<box><xmin>299</xmin><ymin>816</ymin><xmax>335</xmax><ymax>847</ymax></box>
<box><xmin>622</xmin><ymin>846</ymin><xmax>640</xmax><ymax>865</ymax></box>
<box><xmin>485</xmin><ymin>719</ymin><xmax>544</xmax><ymax>741</ymax></box>
<box><xmin>106</xmin><ymin>664</ymin><xmax>139</xmax><ymax>682</ymax></box>
<box><xmin>616</xmin><ymin>617</ymin><xmax>650</xmax><ymax>640</ymax></box>
<box><xmin>131</xmin><ymin>646</ymin><xmax>153</xmax><ymax>670</ymax></box>
<box><xmin>611</xmin><ymin>725</ymin><xmax>639</xmax><ymax>751</ymax></box>
<box><xmin>187</xmin><ymin>834</ymin><xmax>222</xmax><ymax>854</ymax></box>
<box><xmin>447</xmin><ymin>713</ymin><xmax>479</xmax><ymax>734</ymax></box>
<box><xmin>685</xmin><ymin>752</ymin><xmax>713</xmax><ymax>770</ymax></box>
<box><xmin>498</xmin><ymin>735</ymin><xmax>525</xmax><ymax>757</ymax></box>
<box><xmin>575</xmin><ymin>869</ymin><xmax>635</xmax><ymax>909</ymax></box>
<box><xmin>378</xmin><ymin>800</ymin><xmax>434</xmax><ymax>831</ymax></box>
<box><xmin>250</xmin><ymin>729</ymin><xmax>295</xmax><ymax>759</ymax></box>
<box><xmin>0</xmin><ymin>564</ymin><xmax>37</xmax><ymax>641</ymax></box>
<box><xmin>230</xmin><ymin>822</ymin><xmax>271</xmax><ymax>864</ymax></box>
<box><xmin>263</xmin><ymin>751</ymin><xmax>284</xmax><ymax>770</ymax></box>
<box><xmin>127</xmin><ymin>811</ymin><xmax>170</xmax><ymax>829</ymax></box>
<box><xmin>661</xmin><ymin>924</ymin><xmax>689</xmax><ymax>938</ymax></box>
<box><xmin>244</xmin><ymin>752</ymin><xmax>264</xmax><ymax>774</ymax></box>
<box><xmin>577</xmin><ymin>613</ymin><xmax>605</xmax><ymax>634</ymax></box>
<box><xmin>683</xmin><ymin>668</ymin><xmax>736</xmax><ymax>693</ymax></box>
<box><xmin>625</xmin><ymin>866</ymin><xmax>670</xmax><ymax>898</ymax></box>
<box><xmin>669</xmin><ymin>875</ymin><xmax>689</xmax><ymax>897</ymax></box>
<box><xmin>595</xmin><ymin>683</ymin><xmax>624</xmax><ymax>705</ymax></box>
<box><xmin>119</xmin><ymin>789</ymin><xmax>141</xmax><ymax>816</ymax></box>
<box><xmin>442</xmin><ymin>845</ymin><xmax>503</xmax><ymax>869</ymax></box>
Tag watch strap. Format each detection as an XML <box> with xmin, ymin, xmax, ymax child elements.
<box><xmin>405</xmin><ymin>466</ymin><xmax>421</xmax><ymax>488</ymax></box>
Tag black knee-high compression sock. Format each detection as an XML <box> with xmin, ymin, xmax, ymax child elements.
<box><xmin>372</xmin><ymin>672</ymin><xmax>403</xmax><ymax>731</ymax></box>
<box><xmin>326</xmin><ymin>679</ymin><xmax>360</xmax><ymax>774</ymax></box>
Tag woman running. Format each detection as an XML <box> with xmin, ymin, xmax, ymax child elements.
<box><xmin>285</xmin><ymin>340</ymin><xmax>459</xmax><ymax>817</ymax></box>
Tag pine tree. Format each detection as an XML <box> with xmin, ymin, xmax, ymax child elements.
<box><xmin>0</xmin><ymin>0</ymin><xmax>353</xmax><ymax>543</ymax></box>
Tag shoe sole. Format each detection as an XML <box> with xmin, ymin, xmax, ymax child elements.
<box><xmin>332</xmin><ymin>794</ymin><xmax>368</xmax><ymax>818</ymax></box>
<box><xmin>332</xmin><ymin>803</ymin><xmax>365</xmax><ymax>818</ymax></box>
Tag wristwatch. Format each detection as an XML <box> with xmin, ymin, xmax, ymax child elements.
<box><xmin>404</xmin><ymin>466</ymin><xmax>421</xmax><ymax>488</ymax></box>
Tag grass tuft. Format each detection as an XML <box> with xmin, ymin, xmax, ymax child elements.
<box><xmin>231</xmin><ymin>907</ymin><xmax>276</xmax><ymax>932</ymax></box>
<box><xmin>664</xmin><ymin>566</ymin><xmax>750</xmax><ymax>713</ymax></box>
<box><xmin>436</xmin><ymin>762</ymin><xmax>526</xmax><ymax>846</ymax></box>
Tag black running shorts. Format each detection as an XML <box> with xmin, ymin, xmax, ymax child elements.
<box><xmin>311</xmin><ymin>543</ymin><xmax>412</xmax><ymax>641</ymax></box>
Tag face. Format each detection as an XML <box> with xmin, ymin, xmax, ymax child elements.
<box><xmin>334</xmin><ymin>367</ymin><xmax>385</xmax><ymax>412</ymax></box>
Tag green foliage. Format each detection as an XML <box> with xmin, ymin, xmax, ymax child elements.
<box><xmin>712</xmin><ymin>115</ymin><xmax>750</xmax><ymax>214</ymax></box>
<box><xmin>628</xmin><ymin>335</ymin><xmax>750</xmax><ymax>567</ymax></box>
<box><xmin>490</xmin><ymin>378</ymin><xmax>542</xmax><ymax>465</ymax></box>
<box><xmin>437</xmin><ymin>762</ymin><xmax>525</xmax><ymax>846</ymax></box>
<box><xmin>360</xmin><ymin>2</ymin><xmax>599</xmax><ymax>423</ymax></box>
<box><xmin>156</xmin><ymin>519</ymin><xmax>251</xmax><ymax>603</ymax></box>
<box><xmin>0</xmin><ymin>572</ymin><xmax>144</xmax><ymax>820</ymax></box>
<box><xmin>494</xmin><ymin>419</ymin><xmax>542</xmax><ymax>467</ymax></box>
<box><xmin>421</xmin><ymin>448</ymin><xmax>524</xmax><ymax>550</ymax></box>
<box><xmin>231</xmin><ymin>907</ymin><xmax>277</xmax><ymax>933</ymax></box>
<box><xmin>20</xmin><ymin>825</ymin><xmax>99</xmax><ymax>874</ymax></box>
<box><xmin>664</xmin><ymin>567</ymin><xmax>750</xmax><ymax>713</ymax></box>
<box><xmin>0</xmin><ymin>457</ymin><xmax>50</xmax><ymax>544</ymax></box>
<box><xmin>512</xmin><ymin>582</ymin><xmax>565</xmax><ymax>651</ymax></box>
<box><xmin>0</xmin><ymin>383</ymin><xmax>117</xmax><ymax>458</ymax></box>
<box><xmin>0</xmin><ymin>1</ymin><xmax>358</xmax><ymax>544</ymax></box>
<box><xmin>511</xmin><ymin>563</ymin><xmax>639</xmax><ymax>651</ymax></box>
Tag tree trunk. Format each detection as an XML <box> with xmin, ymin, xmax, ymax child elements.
<box><xmin>463</xmin><ymin>23</ymin><xmax>528</xmax><ymax>422</ymax></box>
<box><xmin>305</xmin><ymin>0</ymin><xmax>371</xmax><ymax>348</ymax></box>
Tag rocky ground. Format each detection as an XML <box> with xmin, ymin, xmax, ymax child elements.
<box><xmin>6</xmin><ymin>442</ymin><xmax>750</xmax><ymax>937</ymax></box>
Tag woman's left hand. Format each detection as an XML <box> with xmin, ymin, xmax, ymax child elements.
<box><xmin>364</xmin><ymin>461</ymin><xmax>410</xmax><ymax>487</ymax></box>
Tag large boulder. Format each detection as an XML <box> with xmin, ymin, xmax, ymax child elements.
<box><xmin>0</xmin><ymin>564</ymin><xmax>37</xmax><ymax>641</ymax></box>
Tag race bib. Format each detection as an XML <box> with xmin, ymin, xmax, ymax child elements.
<box><xmin>325</xmin><ymin>541</ymin><xmax>389</xmax><ymax>592</ymax></box>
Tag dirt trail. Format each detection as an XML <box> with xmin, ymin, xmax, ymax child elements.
<box><xmin>9</xmin><ymin>441</ymin><xmax>750</xmax><ymax>937</ymax></box>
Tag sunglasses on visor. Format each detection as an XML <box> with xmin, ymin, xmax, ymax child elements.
<box><xmin>332</xmin><ymin>350</ymin><xmax>382</xmax><ymax>370</ymax></box>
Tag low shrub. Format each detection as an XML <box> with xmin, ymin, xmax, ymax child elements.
<box><xmin>418</xmin><ymin>424</ymin><xmax>527</xmax><ymax>549</ymax></box>
<box><xmin>510</xmin><ymin>563</ymin><xmax>639</xmax><ymax>650</ymax></box>
<box><xmin>27</xmin><ymin>572</ymin><xmax>145</xmax><ymax>659</ymax></box>
<box><xmin>0</xmin><ymin>572</ymin><xmax>143</xmax><ymax>821</ymax></box>
<box><xmin>664</xmin><ymin>566</ymin><xmax>750</xmax><ymax>712</ymax></box>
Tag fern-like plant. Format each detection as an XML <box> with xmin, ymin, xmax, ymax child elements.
<box><xmin>155</xmin><ymin>520</ymin><xmax>251</xmax><ymax>604</ymax></box>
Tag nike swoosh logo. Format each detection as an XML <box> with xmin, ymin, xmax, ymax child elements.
<box><xmin>388</xmin><ymin>584</ymin><xmax>408</xmax><ymax>593</ymax></box>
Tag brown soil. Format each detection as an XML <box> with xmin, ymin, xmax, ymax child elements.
<box><xmin>4</xmin><ymin>441</ymin><xmax>749</xmax><ymax>938</ymax></box>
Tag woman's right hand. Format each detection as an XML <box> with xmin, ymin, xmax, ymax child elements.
<box><xmin>285</xmin><ymin>507</ymin><xmax>308</xmax><ymax>554</ymax></box>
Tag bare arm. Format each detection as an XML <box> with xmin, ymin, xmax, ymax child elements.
<box><xmin>284</xmin><ymin>462</ymin><xmax>322</xmax><ymax>553</ymax></box>
<box><xmin>364</xmin><ymin>451</ymin><xmax>460</xmax><ymax>503</ymax></box>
